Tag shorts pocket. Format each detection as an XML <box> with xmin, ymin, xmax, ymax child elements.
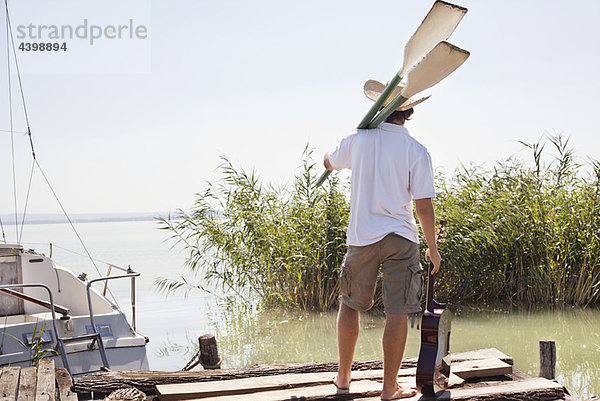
<box><xmin>405</xmin><ymin>263</ymin><xmax>424</xmax><ymax>306</ymax></box>
<box><xmin>340</xmin><ymin>258</ymin><xmax>351</xmax><ymax>298</ymax></box>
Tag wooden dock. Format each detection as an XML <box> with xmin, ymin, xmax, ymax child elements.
<box><xmin>0</xmin><ymin>359</ymin><xmax>77</xmax><ymax>401</ymax></box>
<box><xmin>70</xmin><ymin>348</ymin><xmax>573</xmax><ymax>400</ymax></box>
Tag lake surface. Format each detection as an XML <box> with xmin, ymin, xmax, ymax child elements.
<box><xmin>11</xmin><ymin>220</ymin><xmax>600</xmax><ymax>399</ymax></box>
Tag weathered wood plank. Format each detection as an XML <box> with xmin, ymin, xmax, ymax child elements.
<box><xmin>151</xmin><ymin>353</ymin><xmax>506</xmax><ymax>400</ymax></box>
<box><xmin>197</xmin><ymin>377</ymin><xmax>415</xmax><ymax>401</ymax></box>
<box><xmin>73</xmin><ymin>348</ymin><xmax>507</xmax><ymax>394</ymax></box>
<box><xmin>0</xmin><ymin>367</ymin><xmax>21</xmax><ymax>401</ymax></box>
<box><xmin>356</xmin><ymin>377</ymin><xmax>564</xmax><ymax>401</ymax></box>
<box><xmin>156</xmin><ymin>369</ymin><xmax>415</xmax><ymax>401</ymax></box>
<box><xmin>451</xmin><ymin>358</ymin><xmax>512</xmax><ymax>379</ymax></box>
<box><xmin>55</xmin><ymin>368</ymin><xmax>77</xmax><ymax>401</ymax></box>
<box><xmin>16</xmin><ymin>368</ymin><xmax>36</xmax><ymax>401</ymax></box>
<box><xmin>449</xmin><ymin>348</ymin><xmax>513</xmax><ymax>366</ymax></box>
<box><xmin>35</xmin><ymin>360</ymin><xmax>55</xmax><ymax>401</ymax></box>
<box><xmin>72</xmin><ymin>360</ymin><xmax>385</xmax><ymax>394</ymax></box>
<box><xmin>447</xmin><ymin>373</ymin><xmax>465</xmax><ymax>388</ymax></box>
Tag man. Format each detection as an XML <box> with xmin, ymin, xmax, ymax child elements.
<box><xmin>324</xmin><ymin>81</ymin><xmax>441</xmax><ymax>400</ymax></box>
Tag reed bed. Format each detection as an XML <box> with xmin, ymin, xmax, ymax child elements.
<box><xmin>158</xmin><ymin>136</ymin><xmax>600</xmax><ymax>310</ymax></box>
<box><xmin>157</xmin><ymin>149</ymin><xmax>349</xmax><ymax>310</ymax></box>
<box><xmin>433</xmin><ymin>136</ymin><xmax>600</xmax><ymax>307</ymax></box>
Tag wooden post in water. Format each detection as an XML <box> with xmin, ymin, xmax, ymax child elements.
<box><xmin>199</xmin><ymin>334</ymin><xmax>222</xmax><ymax>370</ymax></box>
<box><xmin>539</xmin><ymin>340</ymin><xmax>556</xmax><ymax>379</ymax></box>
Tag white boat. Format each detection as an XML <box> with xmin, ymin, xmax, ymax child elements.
<box><xmin>0</xmin><ymin>243</ymin><xmax>150</xmax><ymax>375</ymax></box>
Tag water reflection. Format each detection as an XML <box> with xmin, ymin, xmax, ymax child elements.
<box><xmin>451</xmin><ymin>307</ymin><xmax>600</xmax><ymax>399</ymax></box>
<box><xmin>197</xmin><ymin>304</ymin><xmax>600</xmax><ymax>399</ymax></box>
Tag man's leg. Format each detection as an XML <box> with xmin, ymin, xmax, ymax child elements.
<box><xmin>335</xmin><ymin>302</ymin><xmax>359</xmax><ymax>389</ymax></box>
<box><xmin>380</xmin><ymin>313</ymin><xmax>417</xmax><ymax>399</ymax></box>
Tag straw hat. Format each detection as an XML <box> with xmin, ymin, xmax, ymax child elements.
<box><xmin>363</xmin><ymin>79</ymin><xmax>430</xmax><ymax>111</ymax></box>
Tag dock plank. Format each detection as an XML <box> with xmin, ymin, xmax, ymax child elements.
<box><xmin>55</xmin><ymin>368</ymin><xmax>77</xmax><ymax>401</ymax></box>
<box><xmin>449</xmin><ymin>348</ymin><xmax>513</xmax><ymax>365</ymax></box>
<box><xmin>451</xmin><ymin>358</ymin><xmax>512</xmax><ymax>379</ymax></box>
<box><xmin>16</xmin><ymin>368</ymin><xmax>36</xmax><ymax>401</ymax></box>
<box><xmin>175</xmin><ymin>374</ymin><xmax>563</xmax><ymax>401</ymax></box>
<box><xmin>35</xmin><ymin>360</ymin><xmax>55</xmax><ymax>401</ymax></box>
<box><xmin>196</xmin><ymin>377</ymin><xmax>414</xmax><ymax>401</ymax></box>
<box><xmin>156</xmin><ymin>355</ymin><xmax>515</xmax><ymax>400</ymax></box>
<box><xmin>156</xmin><ymin>369</ymin><xmax>415</xmax><ymax>400</ymax></box>
<box><xmin>73</xmin><ymin>348</ymin><xmax>512</xmax><ymax>395</ymax></box>
<box><xmin>0</xmin><ymin>367</ymin><xmax>21</xmax><ymax>401</ymax></box>
<box><xmin>357</xmin><ymin>377</ymin><xmax>564</xmax><ymax>401</ymax></box>
<box><xmin>447</xmin><ymin>373</ymin><xmax>465</xmax><ymax>389</ymax></box>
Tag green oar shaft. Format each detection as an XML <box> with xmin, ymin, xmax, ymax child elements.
<box><xmin>367</xmin><ymin>93</ymin><xmax>408</xmax><ymax>128</ymax></box>
<box><xmin>314</xmin><ymin>169</ymin><xmax>332</xmax><ymax>187</ymax></box>
<box><xmin>357</xmin><ymin>74</ymin><xmax>403</xmax><ymax>129</ymax></box>
<box><xmin>315</xmin><ymin>75</ymin><xmax>404</xmax><ymax>187</ymax></box>
<box><xmin>315</xmin><ymin>94</ymin><xmax>407</xmax><ymax>186</ymax></box>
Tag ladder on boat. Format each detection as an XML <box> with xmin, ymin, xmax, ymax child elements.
<box><xmin>57</xmin><ymin>332</ymin><xmax>110</xmax><ymax>376</ymax></box>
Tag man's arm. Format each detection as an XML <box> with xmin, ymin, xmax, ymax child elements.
<box><xmin>323</xmin><ymin>152</ymin><xmax>333</xmax><ymax>170</ymax></box>
<box><xmin>415</xmin><ymin>198</ymin><xmax>442</xmax><ymax>274</ymax></box>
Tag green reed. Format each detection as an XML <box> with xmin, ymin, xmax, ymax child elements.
<box><xmin>157</xmin><ymin>148</ymin><xmax>349</xmax><ymax>311</ymax></box>
<box><xmin>158</xmin><ymin>136</ymin><xmax>600</xmax><ymax>310</ymax></box>
<box><xmin>433</xmin><ymin>135</ymin><xmax>600</xmax><ymax>306</ymax></box>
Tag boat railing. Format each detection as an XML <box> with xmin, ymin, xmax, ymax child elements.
<box><xmin>101</xmin><ymin>263</ymin><xmax>131</xmax><ymax>295</ymax></box>
<box><xmin>87</xmin><ymin>271</ymin><xmax>140</xmax><ymax>333</ymax></box>
<box><xmin>0</xmin><ymin>283</ymin><xmax>73</xmax><ymax>371</ymax></box>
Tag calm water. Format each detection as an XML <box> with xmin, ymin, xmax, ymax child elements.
<box><xmin>10</xmin><ymin>220</ymin><xmax>600</xmax><ymax>399</ymax></box>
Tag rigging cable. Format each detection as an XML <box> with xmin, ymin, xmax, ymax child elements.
<box><xmin>4</xmin><ymin>0</ymin><xmax>36</xmax><ymax>244</ymax></box>
<box><xmin>0</xmin><ymin>128</ymin><xmax>26</xmax><ymax>134</ymax></box>
<box><xmin>5</xmin><ymin>0</ymin><xmax>17</xmax><ymax>242</ymax></box>
<box><xmin>17</xmin><ymin>159</ymin><xmax>35</xmax><ymax>243</ymax></box>
<box><xmin>0</xmin><ymin>216</ymin><xmax>6</xmax><ymax>242</ymax></box>
<box><xmin>3</xmin><ymin>0</ymin><xmax>123</xmax><ymax>310</ymax></box>
<box><xmin>5</xmin><ymin>0</ymin><xmax>34</xmax><ymax>155</ymax></box>
<box><xmin>21</xmin><ymin>242</ymin><xmax>128</xmax><ymax>269</ymax></box>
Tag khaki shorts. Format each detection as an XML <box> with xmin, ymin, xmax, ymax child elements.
<box><xmin>339</xmin><ymin>233</ymin><xmax>423</xmax><ymax>314</ymax></box>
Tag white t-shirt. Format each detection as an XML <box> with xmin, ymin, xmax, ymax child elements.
<box><xmin>328</xmin><ymin>122</ymin><xmax>435</xmax><ymax>246</ymax></box>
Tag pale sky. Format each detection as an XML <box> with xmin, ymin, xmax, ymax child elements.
<box><xmin>1</xmin><ymin>0</ymin><xmax>599</xmax><ymax>220</ymax></box>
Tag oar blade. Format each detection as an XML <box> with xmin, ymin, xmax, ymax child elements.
<box><xmin>400</xmin><ymin>1</ymin><xmax>468</xmax><ymax>78</ymax></box>
<box><xmin>403</xmin><ymin>41</ymin><xmax>469</xmax><ymax>98</ymax></box>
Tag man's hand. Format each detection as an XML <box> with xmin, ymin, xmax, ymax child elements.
<box><xmin>425</xmin><ymin>248</ymin><xmax>442</xmax><ymax>274</ymax></box>
<box><xmin>323</xmin><ymin>152</ymin><xmax>333</xmax><ymax>170</ymax></box>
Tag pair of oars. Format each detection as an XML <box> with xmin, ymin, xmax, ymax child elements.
<box><xmin>315</xmin><ymin>1</ymin><xmax>470</xmax><ymax>187</ymax></box>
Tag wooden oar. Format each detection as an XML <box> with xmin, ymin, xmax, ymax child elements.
<box><xmin>358</xmin><ymin>1</ymin><xmax>468</xmax><ymax>130</ymax></box>
<box><xmin>316</xmin><ymin>1</ymin><xmax>468</xmax><ymax>187</ymax></box>
<box><xmin>315</xmin><ymin>42</ymin><xmax>470</xmax><ymax>187</ymax></box>
<box><xmin>367</xmin><ymin>41</ymin><xmax>470</xmax><ymax>128</ymax></box>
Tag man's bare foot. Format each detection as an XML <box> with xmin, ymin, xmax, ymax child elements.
<box><xmin>380</xmin><ymin>384</ymin><xmax>418</xmax><ymax>400</ymax></box>
<box><xmin>332</xmin><ymin>376</ymin><xmax>350</xmax><ymax>393</ymax></box>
